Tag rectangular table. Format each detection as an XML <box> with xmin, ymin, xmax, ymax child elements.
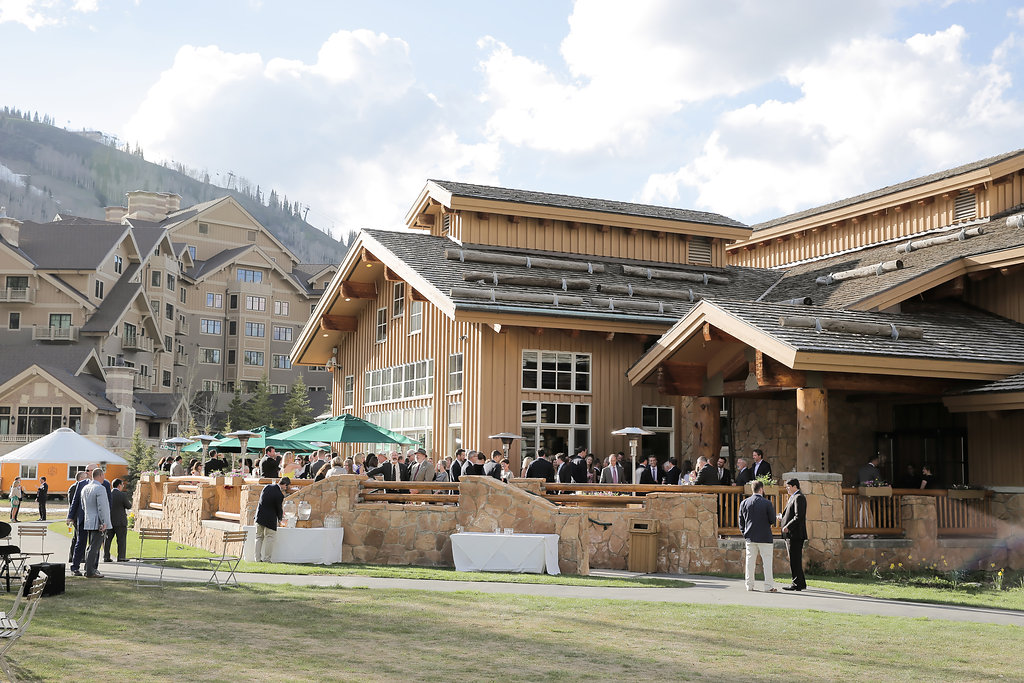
<box><xmin>451</xmin><ymin>532</ymin><xmax>560</xmax><ymax>575</ymax></box>
<box><xmin>242</xmin><ymin>526</ymin><xmax>344</xmax><ymax>565</ymax></box>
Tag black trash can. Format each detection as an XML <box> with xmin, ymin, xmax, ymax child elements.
<box><xmin>23</xmin><ymin>563</ymin><xmax>65</xmax><ymax>597</ymax></box>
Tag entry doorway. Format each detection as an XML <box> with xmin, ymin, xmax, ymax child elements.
<box><xmin>877</xmin><ymin>402</ymin><xmax>968</xmax><ymax>488</ymax></box>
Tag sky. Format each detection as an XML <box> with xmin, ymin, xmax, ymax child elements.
<box><xmin>2</xmin><ymin>0</ymin><xmax>1023</xmax><ymax>237</ymax></box>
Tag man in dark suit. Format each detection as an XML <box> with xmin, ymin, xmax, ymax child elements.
<box><xmin>36</xmin><ymin>476</ymin><xmax>48</xmax><ymax>521</ymax></box>
<box><xmin>555</xmin><ymin>454</ymin><xmax>573</xmax><ymax>484</ymax></box>
<box><xmin>780</xmin><ymin>478</ymin><xmax>808</xmax><ymax>591</ymax></box>
<box><xmin>526</xmin><ymin>451</ymin><xmax>555</xmax><ymax>482</ymax></box>
<box><xmin>367</xmin><ymin>452</ymin><xmax>407</xmax><ymax>481</ymax></box>
<box><xmin>716</xmin><ymin>457</ymin><xmax>733</xmax><ymax>486</ymax></box>
<box><xmin>599</xmin><ymin>454</ymin><xmax>625</xmax><ymax>484</ymax></box>
<box><xmin>450</xmin><ymin>449</ymin><xmax>467</xmax><ymax>482</ymax></box>
<box><xmin>660</xmin><ymin>458</ymin><xmax>681</xmax><ymax>485</ymax></box>
<box><xmin>733</xmin><ymin>457</ymin><xmax>752</xmax><ymax>487</ymax></box>
<box><xmin>65</xmin><ymin>471</ymin><xmax>89</xmax><ymax>574</ymax></box>
<box><xmin>751</xmin><ymin>449</ymin><xmax>772</xmax><ymax>480</ymax></box>
<box><xmin>261</xmin><ymin>447</ymin><xmax>281</xmax><ymax>478</ymax></box>
<box><xmin>694</xmin><ymin>456</ymin><xmax>720</xmax><ymax>485</ymax></box>
<box><xmin>460</xmin><ymin>451</ymin><xmax>487</xmax><ymax>477</ymax></box>
<box><xmin>570</xmin><ymin>447</ymin><xmax>589</xmax><ymax>483</ymax></box>
<box><xmin>104</xmin><ymin>478</ymin><xmax>132</xmax><ymax>562</ymax></box>
<box><xmin>483</xmin><ymin>450</ymin><xmax>504</xmax><ymax>480</ymax></box>
<box><xmin>739</xmin><ymin>480</ymin><xmax>777</xmax><ymax>592</ymax></box>
<box><xmin>254</xmin><ymin>477</ymin><xmax>289</xmax><ymax>562</ymax></box>
<box><xmin>637</xmin><ymin>456</ymin><xmax>659</xmax><ymax>485</ymax></box>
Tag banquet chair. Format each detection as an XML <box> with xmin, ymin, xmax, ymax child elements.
<box><xmin>132</xmin><ymin>528</ymin><xmax>172</xmax><ymax>588</ymax></box>
<box><xmin>15</xmin><ymin>527</ymin><xmax>51</xmax><ymax>565</ymax></box>
<box><xmin>205</xmin><ymin>529</ymin><xmax>248</xmax><ymax>589</ymax></box>
<box><xmin>0</xmin><ymin>571</ymin><xmax>48</xmax><ymax>682</ymax></box>
<box><xmin>0</xmin><ymin>523</ymin><xmax>27</xmax><ymax>594</ymax></box>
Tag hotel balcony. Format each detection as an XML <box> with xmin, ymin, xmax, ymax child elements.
<box><xmin>0</xmin><ymin>288</ymin><xmax>34</xmax><ymax>303</ymax></box>
<box><xmin>32</xmin><ymin>325</ymin><xmax>79</xmax><ymax>342</ymax></box>
<box><xmin>134</xmin><ymin>373</ymin><xmax>155</xmax><ymax>390</ymax></box>
<box><xmin>175</xmin><ymin>319</ymin><xmax>191</xmax><ymax>335</ymax></box>
<box><xmin>122</xmin><ymin>335</ymin><xmax>155</xmax><ymax>352</ymax></box>
<box><xmin>174</xmin><ymin>349</ymin><xmax>189</xmax><ymax>366</ymax></box>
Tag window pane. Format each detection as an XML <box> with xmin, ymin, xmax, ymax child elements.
<box><xmin>642</xmin><ymin>407</ymin><xmax>656</xmax><ymax>427</ymax></box>
<box><xmin>575</xmin><ymin>404</ymin><xmax>589</xmax><ymax>425</ymax></box>
<box><xmin>555</xmin><ymin>404</ymin><xmax>571</xmax><ymax>424</ymax></box>
<box><xmin>658</xmin><ymin>407</ymin><xmax>673</xmax><ymax>427</ymax></box>
<box><xmin>521</xmin><ymin>402</ymin><xmax>537</xmax><ymax>423</ymax></box>
<box><xmin>539</xmin><ymin>403</ymin><xmax>555</xmax><ymax>424</ymax></box>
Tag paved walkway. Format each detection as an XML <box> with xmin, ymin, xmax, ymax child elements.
<box><xmin>18</xmin><ymin>520</ymin><xmax>1024</xmax><ymax>627</ymax></box>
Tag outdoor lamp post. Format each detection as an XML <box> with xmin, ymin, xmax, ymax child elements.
<box><xmin>225</xmin><ymin>430</ymin><xmax>260</xmax><ymax>475</ymax></box>
<box><xmin>611</xmin><ymin>427</ymin><xmax>654</xmax><ymax>496</ymax></box>
<box><xmin>191</xmin><ymin>434</ymin><xmax>219</xmax><ymax>473</ymax></box>
<box><xmin>162</xmin><ymin>437</ymin><xmax>191</xmax><ymax>474</ymax></box>
<box><xmin>488</xmin><ymin>432</ymin><xmax>522</xmax><ymax>475</ymax></box>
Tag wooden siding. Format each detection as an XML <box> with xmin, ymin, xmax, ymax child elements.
<box><xmin>450</xmin><ymin>212</ymin><xmax>725</xmax><ymax>267</ymax></box>
<box><xmin>965</xmin><ymin>266</ymin><xmax>1024</xmax><ymax>324</ymax></box>
<box><xmin>966</xmin><ymin>412</ymin><xmax>1024</xmax><ymax>486</ymax></box>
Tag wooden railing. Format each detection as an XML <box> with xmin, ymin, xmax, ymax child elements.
<box><xmin>841</xmin><ymin>488</ymin><xmax>996</xmax><ymax>537</ymax></box>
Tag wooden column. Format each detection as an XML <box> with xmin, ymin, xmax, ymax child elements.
<box><xmin>796</xmin><ymin>388</ymin><xmax>828</xmax><ymax>472</ymax></box>
<box><xmin>690</xmin><ymin>397</ymin><xmax>721</xmax><ymax>464</ymax></box>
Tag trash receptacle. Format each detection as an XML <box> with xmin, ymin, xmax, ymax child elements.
<box><xmin>627</xmin><ymin>518</ymin><xmax>659</xmax><ymax>573</ymax></box>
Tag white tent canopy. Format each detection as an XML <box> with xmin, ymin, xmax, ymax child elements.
<box><xmin>0</xmin><ymin>428</ymin><xmax>128</xmax><ymax>465</ymax></box>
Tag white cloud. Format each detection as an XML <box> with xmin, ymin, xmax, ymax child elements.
<box><xmin>478</xmin><ymin>0</ymin><xmax>909</xmax><ymax>154</ymax></box>
<box><xmin>642</xmin><ymin>25</ymin><xmax>1024</xmax><ymax>222</ymax></box>
<box><xmin>123</xmin><ymin>30</ymin><xmax>499</xmax><ymax>234</ymax></box>
<box><xmin>0</xmin><ymin>0</ymin><xmax>96</xmax><ymax>30</ymax></box>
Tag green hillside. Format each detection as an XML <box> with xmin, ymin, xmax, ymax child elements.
<box><xmin>0</xmin><ymin>110</ymin><xmax>348</xmax><ymax>265</ymax></box>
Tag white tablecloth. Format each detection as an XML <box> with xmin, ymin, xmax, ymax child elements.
<box><xmin>451</xmin><ymin>532</ymin><xmax>560</xmax><ymax>575</ymax></box>
<box><xmin>242</xmin><ymin>526</ymin><xmax>344</xmax><ymax>565</ymax></box>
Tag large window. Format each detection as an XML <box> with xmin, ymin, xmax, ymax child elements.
<box><xmin>166</xmin><ymin>274</ymin><xmax>175</xmax><ymax>291</ymax></box>
<box><xmin>16</xmin><ymin>406</ymin><xmax>63</xmax><ymax>435</ymax></box>
<box><xmin>642</xmin><ymin>405</ymin><xmax>675</xmax><ymax>460</ymax></box>
<box><xmin>365</xmin><ymin>406</ymin><xmax>432</xmax><ymax>454</ymax></box>
<box><xmin>163</xmin><ymin>370</ymin><xmax>171</xmax><ymax>387</ymax></box>
<box><xmin>202</xmin><ymin>380</ymin><xmax>222</xmax><ymax>392</ymax></box>
<box><xmin>151</xmin><ymin>271</ymin><xmax>161</xmax><ymax>288</ymax></box>
<box><xmin>49</xmin><ymin>313</ymin><xmax>71</xmax><ymax>329</ymax></box>
<box><xmin>409</xmin><ymin>301</ymin><xmax>423</xmax><ymax>334</ymax></box>
<box><xmin>19</xmin><ymin>464</ymin><xmax>37</xmax><ymax>480</ymax></box>
<box><xmin>244</xmin><ymin>351</ymin><xmax>264</xmax><ymax>366</ymax></box>
<box><xmin>200</xmin><ymin>319</ymin><xmax>222</xmax><ymax>335</ymax></box>
<box><xmin>363</xmin><ymin>359</ymin><xmax>434</xmax><ymax>405</ymax></box>
<box><xmin>448</xmin><ymin>353</ymin><xmax>463</xmax><ymax>393</ymax></box>
<box><xmin>245</xmin><ymin>322</ymin><xmax>266</xmax><ymax>337</ymax></box>
<box><xmin>200</xmin><ymin>348</ymin><xmax>221</xmax><ymax>364</ymax></box>
<box><xmin>521</xmin><ymin>351</ymin><xmax>591</xmax><ymax>392</ymax></box>
<box><xmin>206</xmin><ymin>293</ymin><xmax>223</xmax><ymax>308</ymax></box>
<box><xmin>520</xmin><ymin>401</ymin><xmax>590</xmax><ymax>459</ymax></box>
<box><xmin>393</xmin><ymin>283</ymin><xmax>405</xmax><ymax>318</ymax></box>
<box><xmin>343</xmin><ymin>375</ymin><xmax>354</xmax><ymax>409</ymax></box>
<box><xmin>270</xmin><ymin>384</ymin><xmax>288</xmax><ymax>394</ymax></box>
<box><xmin>375</xmin><ymin>308</ymin><xmax>387</xmax><ymax>343</ymax></box>
<box><xmin>448</xmin><ymin>402</ymin><xmax>463</xmax><ymax>453</ymax></box>
<box><xmin>272</xmin><ymin>354</ymin><xmax>291</xmax><ymax>369</ymax></box>
<box><xmin>237</xmin><ymin>268</ymin><xmax>263</xmax><ymax>283</ymax></box>
<box><xmin>273</xmin><ymin>300</ymin><xmax>289</xmax><ymax>316</ymax></box>
<box><xmin>246</xmin><ymin>296</ymin><xmax>266</xmax><ymax>311</ymax></box>
<box><xmin>273</xmin><ymin>326</ymin><xmax>292</xmax><ymax>341</ymax></box>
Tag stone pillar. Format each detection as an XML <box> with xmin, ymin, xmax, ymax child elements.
<box><xmin>796</xmin><ymin>388</ymin><xmax>828</xmax><ymax>472</ymax></box>
<box><xmin>900</xmin><ymin>495</ymin><xmax>938</xmax><ymax>564</ymax></box>
<box><xmin>104</xmin><ymin>365</ymin><xmax>138</xmax><ymax>438</ymax></box>
<box><xmin>785</xmin><ymin>471</ymin><xmax>843</xmax><ymax>570</ymax></box>
<box><xmin>990</xmin><ymin>490</ymin><xmax>1024</xmax><ymax>569</ymax></box>
<box><xmin>690</xmin><ymin>396</ymin><xmax>721</xmax><ymax>463</ymax></box>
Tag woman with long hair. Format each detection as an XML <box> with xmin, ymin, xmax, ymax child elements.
<box><xmin>8</xmin><ymin>477</ymin><xmax>22</xmax><ymax>522</ymax></box>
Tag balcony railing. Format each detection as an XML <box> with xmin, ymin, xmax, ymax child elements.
<box><xmin>175</xmin><ymin>319</ymin><xmax>190</xmax><ymax>335</ymax></box>
<box><xmin>841</xmin><ymin>488</ymin><xmax>996</xmax><ymax>537</ymax></box>
<box><xmin>122</xmin><ymin>335</ymin><xmax>155</xmax><ymax>352</ymax></box>
<box><xmin>0</xmin><ymin>288</ymin><xmax>34</xmax><ymax>303</ymax></box>
<box><xmin>134</xmin><ymin>373</ymin><xmax>155</xmax><ymax>390</ymax></box>
<box><xmin>32</xmin><ymin>325</ymin><xmax>79</xmax><ymax>342</ymax></box>
<box><xmin>174</xmin><ymin>350</ymin><xmax>189</xmax><ymax>366</ymax></box>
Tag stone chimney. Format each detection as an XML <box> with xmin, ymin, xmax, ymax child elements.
<box><xmin>125</xmin><ymin>191</ymin><xmax>182</xmax><ymax>222</ymax></box>
<box><xmin>104</xmin><ymin>364</ymin><xmax>138</xmax><ymax>438</ymax></box>
<box><xmin>105</xmin><ymin>206</ymin><xmax>128</xmax><ymax>222</ymax></box>
<box><xmin>0</xmin><ymin>210</ymin><xmax>20</xmax><ymax>248</ymax></box>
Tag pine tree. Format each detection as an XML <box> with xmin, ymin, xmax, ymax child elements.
<box><xmin>124</xmin><ymin>429</ymin><xmax>156</xmax><ymax>495</ymax></box>
<box><xmin>185</xmin><ymin>416</ymin><xmax>199</xmax><ymax>437</ymax></box>
<box><xmin>282</xmin><ymin>374</ymin><xmax>313</xmax><ymax>429</ymax></box>
<box><xmin>226</xmin><ymin>387</ymin><xmax>249</xmax><ymax>431</ymax></box>
<box><xmin>246</xmin><ymin>375</ymin><xmax>274</xmax><ymax>429</ymax></box>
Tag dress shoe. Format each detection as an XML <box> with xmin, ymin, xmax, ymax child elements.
<box><xmin>70</xmin><ymin>569</ymin><xmax>82</xmax><ymax>576</ymax></box>
<box><xmin>782</xmin><ymin>585</ymin><xmax>803</xmax><ymax>591</ymax></box>
<box><xmin>85</xmin><ymin>573</ymin><xmax>104</xmax><ymax>579</ymax></box>
<box><xmin>103</xmin><ymin>557</ymin><xmax>112</xmax><ymax>563</ymax></box>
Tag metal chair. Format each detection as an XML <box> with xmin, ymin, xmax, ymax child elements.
<box><xmin>205</xmin><ymin>530</ymin><xmax>248</xmax><ymax>589</ymax></box>
<box><xmin>0</xmin><ymin>571</ymin><xmax>48</xmax><ymax>682</ymax></box>
<box><xmin>15</xmin><ymin>527</ymin><xmax>51</xmax><ymax>565</ymax></box>
<box><xmin>132</xmin><ymin>528</ymin><xmax>172</xmax><ymax>587</ymax></box>
<box><xmin>0</xmin><ymin>523</ymin><xmax>27</xmax><ymax>594</ymax></box>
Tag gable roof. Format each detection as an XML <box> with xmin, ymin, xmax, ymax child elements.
<box><xmin>17</xmin><ymin>221</ymin><xmax>131</xmax><ymax>270</ymax></box>
<box><xmin>0</xmin><ymin>333</ymin><xmax>119</xmax><ymax>412</ymax></box>
<box><xmin>81</xmin><ymin>263</ymin><xmax>142</xmax><ymax>333</ymax></box>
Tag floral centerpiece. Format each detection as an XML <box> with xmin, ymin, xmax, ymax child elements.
<box><xmin>858</xmin><ymin>479</ymin><xmax>892</xmax><ymax>497</ymax></box>
<box><xmin>745</xmin><ymin>474</ymin><xmax>779</xmax><ymax>495</ymax></box>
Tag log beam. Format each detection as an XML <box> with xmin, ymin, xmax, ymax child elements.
<box><xmin>703</xmin><ymin>323</ymin><xmax>739</xmax><ymax>343</ymax></box>
<box><xmin>340</xmin><ymin>282</ymin><xmax>377</xmax><ymax>299</ymax></box>
<box><xmin>796</xmin><ymin>388</ymin><xmax>828</xmax><ymax>472</ymax></box>
<box><xmin>755</xmin><ymin>351</ymin><xmax>806</xmax><ymax>388</ymax></box>
<box><xmin>410</xmin><ymin>288</ymin><xmax>428</xmax><ymax>302</ymax></box>
<box><xmin>360</xmin><ymin>249</ymin><xmax>380</xmax><ymax>264</ymax></box>
<box><xmin>320</xmin><ymin>315</ymin><xmax>357</xmax><ymax>332</ymax></box>
<box><xmin>821</xmin><ymin>374</ymin><xmax>950</xmax><ymax>395</ymax></box>
<box><xmin>384</xmin><ymin>267</ymin><xmax>403</xmax><ymax>282</ymax></box>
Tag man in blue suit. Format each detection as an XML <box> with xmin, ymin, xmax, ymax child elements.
<box><xmin>738</xmin><ymin>479</ymin><xmax>777</xmax><ymax>593</ymax></box>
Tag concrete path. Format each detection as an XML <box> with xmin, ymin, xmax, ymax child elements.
<box><xmin>20</xmin><ymin>520</ymin><xmax>1023</xmax><ymax>627</ymax></box>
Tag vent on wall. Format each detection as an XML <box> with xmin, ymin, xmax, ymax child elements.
<box><xmin>689</xmin><ymin>236</ymin><xmax>712</xmax><ymax>265</ymax></box>
<box><xmin>953</xmin><ymin>189</ymin><xmax>976</xmax><ymax>223</ymax></box>
<box><xmin>442</xmin><ymin>213</ymin><xmax>452</xmax><ymax>235</ymax></box>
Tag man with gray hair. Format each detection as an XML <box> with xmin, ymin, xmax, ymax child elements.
<box><xmin>82</xmin><ymin>468</ymin><xmax>112</xmax><ymax>578</ymax></box>
<box><xmin>694</xmin><ymin>455</ymin><xmax>720</xmax><ymax>485</ymax></box>
<box><xmin>733</xmin><ymin>457</ymin><xmax>752</xmax><ymax>487</ymax></box>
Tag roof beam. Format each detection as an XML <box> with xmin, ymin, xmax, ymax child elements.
<box><xmin>320</xmin><ymin>316</ymin><xmax>357</xmax><ymax>332</ymax></box>
<box><xmin>822</xmin><ymin>373</ymin><xmax>951</xmax><ymax>395</ymax></box>
<box><xmin>756</xmin><ymin>351</ymin><xmax>806</xmax><ymax>388</ymax></box>
<box><xmin>657</xmin><ymin>361</ymin><xmax>707</xmax><ymax>395</ymax></box>
<box><xmin>703</xmin><ymin>322</ymin><xmax>739</xmax><ymax>343</ymax></box>
<box><xmin>340</xmin><ymin>282</ymin><xmax>377</xmax><ymax>299</ymax></box>
<box><xmin>384</xmin><ymin>267</ymin><xmax>403</xmax><ymax>282</ymax></box>
<box><xmin>360</xmin><ymin>249</ymin><xmax>381</xmax><ymax>264</ymax></box>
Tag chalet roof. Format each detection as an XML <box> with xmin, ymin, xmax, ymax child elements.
<box><xmin>428</xmin><ymin>179</ymin><xmax>748</xmax><ymax>229</ymax></box>
<box><xmin>952</xmin><ymin>371</ymin><xmax>1024</xmax><ymax>396</ymax></box>
<box><xmin>132</xmin><ymin>225</ymin><xmax>167</xmax><ymax>258</ymax></box>
<box><xmin>762</xmin><ymin>211</ymin><xmax>1024</xmax><ymax>309</ymax></box>
<box><xmin>81</xmin><ymin>263</ymin><xmax>142</xmax><ymax>333</ymax></box>
<box><xmin>365</xmin><ymin>228</ymin><xmax>781</xmax><ymax>324</ymax></box>
<box><xmin>17</xmin><ymin>221</ymin><xmax>126</xmax><ymax>269</ymax></box>
<box><xmin>185</xmin><ymin>244</ymin><xmax>252</xmax><ymax>280</ymax></box>
<box><xmin>754</xmin><ymin>148</ymin><xmax>1024</xmax><ymax>232</ymax></box>
<box><xmin>135</xmin><ymin>392</ymin><xmax>178</xmax><ymax>420</ymax></box>
<box><xmin>0</xmin><ymin>332</ymin><xmax>118</xmax><ymax>412</ymax></box>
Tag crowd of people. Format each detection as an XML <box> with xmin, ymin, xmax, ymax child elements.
<box><xmin>64</xmin><ymin>463</ymin><xmax>131</xmax><ymax>578</ymax></box>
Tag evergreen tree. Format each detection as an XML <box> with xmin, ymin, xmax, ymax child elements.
<box><xmin>226</xmin><ymin>387</ymin><xmax>249</xmax><ymax>431</ymax></box>
<box><xmin>246</xmin><ymin>375</ymin><xmax>274</xmax><ymax>429</ymax></box>
<box><xmin>185</xmin><ymin>416</ymin><xmax>198</xmax><ymax>437</ymax></box>
<box><xmin>282</xmin><ymin>374</ymin><xmax>313</xmax><ymax>429</ymax></box>
<box><xmin>124</xmin><ymin>429</ymin><xmax>156</xmax><ymax>495</ymax></box>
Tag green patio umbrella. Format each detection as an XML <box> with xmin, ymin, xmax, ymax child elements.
<box><xmin>211</xmin><ymin>425</ymin><xmax>318</xmax><ymax>452</ymax></box>
<box><xmin>272</xmin><ymin>414</ymin><xmax>419</xmax><ymax>445</ymax></box>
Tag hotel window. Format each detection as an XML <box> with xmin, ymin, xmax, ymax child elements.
<box><xmin>180</xmin><ymin>287</ymin><xmax>187</xmax><ymax>304</ymax></box>
<box><xmin>200</xmin><ymin>319</ymin><xmax>221</xmax><ymax>335</ymax></box>
<box><xmin>244</xmin><ymin>351</ymin><xmax>264</xmax><ymax>366</ymax></box>
<box><xmin>272</xmin><ymin>354</ymin><xmax>292</xmax><ymax>369</ymax></box>
<box><xmin>163</xmin><ymin>371</ymin><xmax>171</xmax><ymax>387</ymax></box>
<box><xmin>237</xmin><ymin>268</ymin><xmax>263</xmax><ymax>283</ymax></box>
<box><xmin>521</xmin><ymin>351</ymin><xmax>591</xmax><ymax>392</ymax></box>
<box><xmin>94</xmin><ymin>279</ymin><xmax>104</xmax><ymax>299</ymax></box>
<box><xmin>520</xmin><ymin>401</ymin><xmax>590</xmax><ymax>460</ymax></box>
<box><xmin>309</xmin><ymin>386</ymin><xmax>326</xmax><ymax>392</ymax></box>
<box><xmin>642</xmin><ymin>405</ymin><xmax>675</xmax><ymax>459</ymax></box>
<box><xmin>365</xmin><ymin>406</ymin><xmax>433</xmax><ymax>454</ymax></box>
<box><xmin>206</xmin><ymin>293</ymin><xmax>223</xmax><ymax>308</ymax></box>
<box><xmin>375</xmin><ymin>308</ymin><xmax>387</xmax><ymax>343</ymax></box>
<box><xmin>200</xmin><ymin>348</ymin><xmax>221</xmax><ymax>364</ymax></box>
<box><xmin>343</xmin><ymin>375</ymin><xmax>354</xmax><ymax>409</ymax></box>
<box><xmin>165</xmin><ymin>303</ymin><xmax>174</xmax><ymax>320</ymax></box>
<box><xmin>166</xmin><ymin>274</ymin><xmax>175</xmax><ymax>291</ymax></box>
<box><xmin>198</xmin><ymin>222</ymin><xmax>209</xmax><ymax>234</ymax></box>
<box><xmin>448</xmin><ymin>353</ymin><xmax>463</xmax><ymax>393</ymax></box>
<box><xmin>308</xmin><ymin>365</ymin><xmax>328</xmax><ymax>372</ymax></box>
<box><xmin>202</xmin><ymin>380</ymin><xmax>221</xmax><ymax>392</ymax></box>
<box><xmin>393</xmin><ymin>282</ymin><xmax>405</xmax><ymax>318</ymax></box>
<box><xmin>164</xmin><ymin>335</ymin><xmax>172</xmax><ymax>350</ymax></box>
<box><xmin>273</xmin><ymin>326</ymin><xmax>292</xmax><ymax>341</ymax></box>
<box><xmin>245</xmin><ymin>322</ymin><xmax>265</xmax><ymax>337</ymax></box>
<box><xmin>270</xmin><ymin>384</ymin><xmax>288</xmax><ymax>394</ymax></box>
<box><xmin>273</xmin><ymin>300</ymin><xmax>290</xmax><ymax>316</ymax></box>
<box><xmin>228</xmin><ymin>321</ymin><xmax>237</xmax><ymax>336</ymax></box>
<box><xmin>409</xmin><ymin>301</ymin><xmax>423</xmax><ymax>334</ymax></box>
<box><xmin>49</xmin><ymin>313</ymin><xmax>71</xmax><ymax>329</ymax></box>
<box><xmin>113</xmin><ymin>255</ymin><xmax>123</xmax><ymax>274</ymax></box>
<box><xmin>363</xmin><ymin>359</ymin><xmax>434</xmax><ymax>405</ymax></box>
<box><xmin>229</xmin><ymin>294</ymin><xmax>238</xmax><ymax>309</ymax></box>
<box><xmin>151</xmin><ymin>271</ymin><xmax>161</xmax><ymax>287</ymax></box>
<box><xmin>8</xmin><ymin>312</ymin><xmax>20</xmax><ymax>330</ymax></box>
<box><xmin>246</xmin><ymin>295</ymin><xmax>266</xmax><ymax>311</ymax></box>
<box><xmin>447</xmin><ymin>402</ymin><xmax>462</xmax><ymax>453</ymax></box>
<box><xmin>150</xmin><ymin>301</ymin><xmax>159</xmax><ymax>317</ymax></box>
<box><xmin>228</xmin><ymin>350</ymin><xmax>236</xmax><ymax>364</ymax></box>
<box><xmin>247</xmin><ymin>231</ymin><xmax>257</xmax><ymax>242</ymax></box>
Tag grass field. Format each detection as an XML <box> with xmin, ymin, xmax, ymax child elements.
<box><xmin>807</xmin><ymin>574</ymin><xmax>1024</xmax><ymax>611</ymax></box>
<box><xmin>5</xmin><ymin>582</ymin><xmax>1017</xmax><ymax>682</ymax></box>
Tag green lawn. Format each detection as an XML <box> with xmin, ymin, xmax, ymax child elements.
<box><xmin>46</xmin><ymin>522</ymin><xmax>214</xmax><ymax>560</ymax></box>
<box><xmin>5</xmin><ymin>582</ymin><xmax>1017</xmax><ymax>681</ymax></box>
<box><xmin>807</xmin><ymin>574</ymin><xmax>1024</xmax><ymax>612</ymax></box>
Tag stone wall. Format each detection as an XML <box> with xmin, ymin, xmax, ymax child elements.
<box><xmin>732</xmin><ymin>397</ymin><xmax>797</xmax><ymax>473</ymax></box>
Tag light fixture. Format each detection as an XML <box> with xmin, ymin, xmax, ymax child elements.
<box><xmin>344</xmin><ymin>297</ymin><xmax>351</xmax><ymax>302</ymax></box>
<box><xmin>323</xmin><ymin>333</ymin><xmax>329</xmax><ymax>337</ymax></box>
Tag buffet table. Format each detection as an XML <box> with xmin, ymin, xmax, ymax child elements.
<box><xmin>242</xmin><ymin>526</ymin><xmax>344</xmax><ymax>564</ymax></box>
<box><xmin>451</xmin><ymin>532</ymin><xmax>560</xmax><ymax>575</ymax></box>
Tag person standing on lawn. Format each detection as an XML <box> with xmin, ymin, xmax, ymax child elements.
<box><xmin>254</xmin><ymin>477</ymin><xmax>289</xmax><ymax>562</ymax></box>
<box><xmin>8</xmin><ymin>477</ymin><xmax>22</xmax><ymax>522</ymax></box>
<box><xmin>739</xmin><ymin>479</ymin><xmax>777</xmax><ymax>593</ymax></box>
<box><xmin>37</xmin><ymin>476</ymin><xmax>48</xmax><ymax>521</ymax></box>
<box><xmin>66</xmin><ymin>470</ymin><xmax>89</xmax><ymax>573</ymax></box>
<box><xmin>81</xmin><ymin>468</ymin><xmax>111</xmax><ymax>578</ymax></box>
<box><xmin>104</xmin><ymin>478</ymin><xmax>132</xmax><ymax>563</ymax></box>
<box><xmin>780</xmin><ymin>478</ymin><xmax>808</xmax><ymax>591</ymax></box>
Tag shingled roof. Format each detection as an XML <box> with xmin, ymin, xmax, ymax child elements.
<box><xmin>428</xmin><ymin>180</ymin><xmax>748</xmax><ymax>229</ymax></box>
<box><xmin>0</xmin><ymin>332</ymin><xmax>118</xmax><ymax>411</ymax></box>
<box><xmin>17</xmin><ymin>221</ymin><xmax>128</xmax><ymax>269</ymax></box>
<box><xmin>81</xmin><ymin>263</ymin><xmax>142</xmax><ymax>333</ymax></box>
<box><xmin>951</xmin><ymin>371</ymin><xmax>1024</xmax><ymax>396</ymax></box>
<box><xmin>365</xmin><ymin>229</ymin><xmax>781</xmax><ymax>325</ymax></box>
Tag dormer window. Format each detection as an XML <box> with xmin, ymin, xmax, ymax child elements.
<box><xmin>113</xmin><ymin>255</ymin><xmax>123</xmax><ymax>274</ymax></box>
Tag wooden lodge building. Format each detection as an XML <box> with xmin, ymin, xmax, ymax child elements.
<box><xmin>295</xmin><ymin>149</ymin><xmax>1024</xmax><ymax>488</ymax></box>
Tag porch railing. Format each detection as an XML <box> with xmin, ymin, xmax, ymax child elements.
<box><xmin>841</xmin><ymin>488</ymin><xmax>996</xmax><ymax>537</ymax></box>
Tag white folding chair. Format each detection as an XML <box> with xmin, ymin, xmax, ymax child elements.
<box><xmin>132</xmin><ymin>528</ymin><xmax>172</xmax><ymax>587</ymax></box>
<box><xmin>205</xmin><ymin>530</ymin><xmax>248</xmax><ymax>589</ymax></box>
<box><xmin>0</xmin><ymin>571</ymin><xmax>48</xmax><ymax>682</ymax></box>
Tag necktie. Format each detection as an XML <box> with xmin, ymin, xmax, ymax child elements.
<box><xmin>612</xmin><ymin>467</ymin><xmax>618</xmax><ymax>484</ymax></box>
